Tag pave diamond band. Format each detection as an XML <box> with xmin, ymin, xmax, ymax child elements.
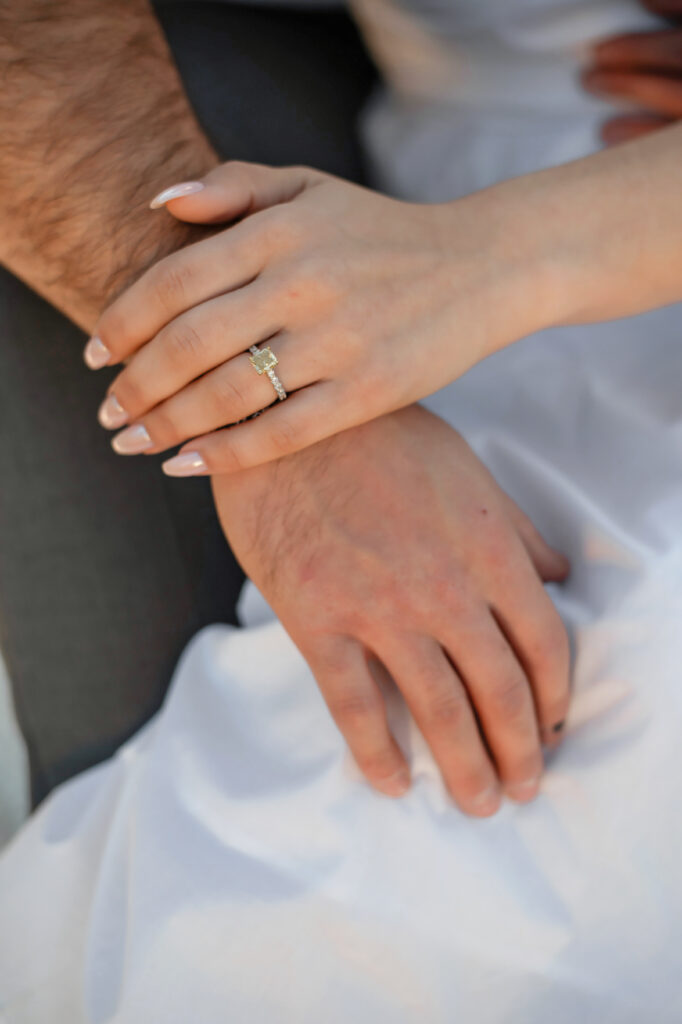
<box><xmin>248</xmin><ymin>345</ymin><xmax>287</xmax><ymax>402</ymax></box>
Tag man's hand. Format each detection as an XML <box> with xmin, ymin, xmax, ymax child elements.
<box><xmin>584</xmin><ymin>0</ymin><xmax>682</xmax><ymax>143</ymax></box>
<box><xmin>0</xmin><ymin>0</ymin><xmax>218</xmax><ymax>330</ymax></box>
<box><xmin>213</xmin><ymin>405</ymin><xmax>571</xmax><ymax>817</ymax></box>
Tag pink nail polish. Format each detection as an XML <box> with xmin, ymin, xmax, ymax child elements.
<box><xmin>84</xmin><ymin>336</ymin><xmax>111</xmax><ymax>369</ymax></box>
<box><xmin>162</xmin><ymin>451</ymin><xmax>208</xmax><ymax>477</ymax></box>
<box><xmin>98</xmin><ymin>394</ymin><xmax>129</xmax><ymax>430</ymax></box>
<box><xmin>149</xmin><ymin>181</ymin><xmax>205</xmax><ymax>209</ymax></box>
<box><xmin>112</xmin><ymin>425</ymin><xmax>152</xmax><ymax>454</ymax></box>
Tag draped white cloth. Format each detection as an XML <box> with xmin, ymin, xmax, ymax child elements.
<box><xmin>2</xmin><ymin>2</ymin><xmax>682</xmax><ymax>1021</ymax></box>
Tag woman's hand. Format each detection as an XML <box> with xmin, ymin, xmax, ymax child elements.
<box><xmin>585</xmin><ymin>0</ymin><xmax>682</xmax><ymax>144</ymax></box>
<box><xmin>213</xmin><ymin>405</ymin><xmax>571</xmax><ymax>815</ymax></box>
<box><xmin>87</xmin><ymin>161</ymin><xmax>551</xmax><ymax>475</ymax></box>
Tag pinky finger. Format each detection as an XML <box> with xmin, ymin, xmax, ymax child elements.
<box><xmin>161</xmin><ymin>382</ymin><xmax>355</xmax><ymax>476</ymax></box>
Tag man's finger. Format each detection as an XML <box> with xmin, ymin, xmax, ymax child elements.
<box><xmin>489</xmin><ymin>557</ymin><xmax>572</xmax><ymax>752</ymax></box>
<box><xmin>379</xmin><ymin>634</ymin><xmax>502</xmax><ymax>817</ymax></box>
<box><xmin>305</xmin><ymin>636</ymin><xmax>411</xmax><ymax>798</ymax></box>
<box><xmin>441</xmin><ymin>614</ymin><xmax>545</xmax><ymax>803</ymax></box>
<box><xmin>500</xmin><ymin>495</ymin><xmax>570</xmax><ymax>583</ymax></box>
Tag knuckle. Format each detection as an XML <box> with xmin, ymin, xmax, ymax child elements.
<box><xmin>424</xmin><ymin>689</ymin><xmax>467</xmax><ymax>731</ymax></box>
<box><xmin>209</xmin><ymin>372</ymin><xmax>249</xmax><ymax>422</ymax></box>
<box><xmin>258</xmin><ymin>206</ymin><xmax>301</xmax><ymax>250</ymax></box>
<box><xmin>151</xmin><ymin>257</ymin><xmax>196</xmax><ymax>312</ymax></box>
<box><xmin>203</xmin><ymin>440</ymin><xmax>244</xmax><ymax>475</ymax></box>
<box><xmin>489</xmin><ymin>673</ymin><xmax>529</xmax><ymax>723</ymax></box>
<box><xmin>165</xmin><ymin>319</ymin><xmax>207</xmax><ymax>364</ymax></box>
<box><xmin>329</xmin><ymin>690</ymin><xmax>382</xmax><ymax>729</ymax></box>
<box><xmin>312</xmin><ymin>639</ymin><xmax>357</xmax><ymax>679</ymax></box>
<box><xmin>268</xmin><ymin>417</ymin><xmax>300</xmax><ymax>456</ymax></box>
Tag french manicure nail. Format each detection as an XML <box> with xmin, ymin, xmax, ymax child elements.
<box><xmin>162</xmin><ymin>451</ymin><xmax>208</xmax><ymax>476</ymax></box>
<box><xmin>98</xmin><ymin>394</ymin><xmax>129</xmax><ymax>429</ymax></box>
<box><xmin>149</xmin><ymin>181</ymin><xmax>205</xmax><ymax>209</ymax></box>
<box><xmin>376</xmin><ymin>770</ymin><xmax>411</xmax><ymax>798</ymax></box>
<box><xmin>506</xmin><ymin>778</ymin><xmax>541</xmax><ymax>803</ymax></box>
<box><xmin>112</xmin><ymin>424</ymin><xmax>153</xmax><ymax>454</ymax></box>
<box><xmin>84</xmin><ymin>336</ymin><xmax>111</xmax><ymax>369</ymax></box>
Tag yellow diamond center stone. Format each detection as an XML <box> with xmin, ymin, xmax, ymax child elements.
<box><xmin>249</xmin><ymin>346</ymin><xmax>278</xmax><ymax>375</ymax></box>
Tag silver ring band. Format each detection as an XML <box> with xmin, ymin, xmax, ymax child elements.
<box><xmin>248</xmin><ymin>345</ymin><xmax>287</xmax><ymax>402</ymax></box>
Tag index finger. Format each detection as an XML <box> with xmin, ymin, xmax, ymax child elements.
<box><xmin>85</xmin><ymin>219</ymin><xmax>267</xmax><ymax>369</ymax></box>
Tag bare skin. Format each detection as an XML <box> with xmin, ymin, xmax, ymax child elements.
<box><xmin>586</xmin><ymin>0</ymin><xmax>682</xmax><ymax>143</ymax></box>
<box><xmin>92</xmin><ymin>85</ymin><xmax>682</xmax><ymax>474</ymax></box>
<box><xmin>0</xmin><ymin>0</ymin><xmax>218</xmax><ymax>328</ymax></box>
<box><xmin>213</xmin><ymin>406</ymin><xmax>570</xmax><ymax>815</ymax></box>
<box><xmin>0</xmin><ymin>0</ymin><xmax>570</xmax><ymax>810</ymax></box>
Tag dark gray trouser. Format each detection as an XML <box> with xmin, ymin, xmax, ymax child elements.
<box><xmin>0</xmin><ymin>2</ymin><xmax>375</xmax><ymax>806</ymax></box>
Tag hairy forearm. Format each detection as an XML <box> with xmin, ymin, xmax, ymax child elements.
<box><xmin>0</xmin><ymin>0</ymin><xmax>219</xmax><ymax>332</ymax></box>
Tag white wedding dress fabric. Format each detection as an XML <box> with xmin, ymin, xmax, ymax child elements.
<box><xmin>2</xmin><ymin>2</ymin><xmax>682</xmax><ymax>1022</ymax></box>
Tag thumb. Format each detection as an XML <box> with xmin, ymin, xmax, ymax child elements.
<box><xmin>148</xmin><ymin>161</ymin><xmax>322</xmax><ymax>224</ymax></box>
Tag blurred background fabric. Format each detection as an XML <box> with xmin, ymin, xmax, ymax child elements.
<box><xmin>0</xmin><ymin>654</ymin><xmax>29</xmax><ymax>847</ymax></box>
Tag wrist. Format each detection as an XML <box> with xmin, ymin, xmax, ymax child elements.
<box><xmin>431</xmin><ymin>186</ymin><xmax>563</xmax><ymax>366</ymax></box>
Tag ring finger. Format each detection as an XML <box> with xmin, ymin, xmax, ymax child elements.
<box><xmin>378</xmin><ymin>634</ymin><xmax>501</xmax><ymax>817</ymax></box>
<box><xmin>442</xmin><ymin>613</ymin><xmax>544</xmax><ymax>803</ymax></box>
<box><xmin>98</xmin><ymin>280</ymin><xmax>281</xmax><ymax>431</ymax></box>
<box><xmin>109</xmin><ymin>333</ymin><xmax>313</xmax><ymax>455</ymax></box>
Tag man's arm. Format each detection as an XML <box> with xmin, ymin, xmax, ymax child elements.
<box><xmin>0</xmin><ymin>0</ymin><xmax>218</xmax><ymax>330</ymax></box>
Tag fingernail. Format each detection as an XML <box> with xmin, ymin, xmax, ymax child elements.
<box><xmin>84</xmin><ymin>336</ymin><xmax>111</xmax><ymax>369</ymax></box>
<box><xmin>375</xmin><ymin>769</ymin><xmax>411</xmax><ymax>798</ymax></box>
<box><xmin>470</xmin><ymin>786</ymin><xmax>501</xmax><ymax>816</ymax></box>
<box><xmin>149</xmin><ymin>181</ymin><xmax>205</xmax><ymax>209</ymax></box>
<box><xmin>112</xmin><ymin>424</ymin><xmax>153</xmax><ymax>454</ymax></box>
<box><xmin>162</xmin><ymin>451</ymin><xmax>208</xmax><ymax>477</ymax></box>
<box><xmin>98</xmin><ymin>394</ymin><xmax>129</xmax><ymax>429</ymax></box>
<box><xmin>505</xmin><ymin>777</ymin><xmax>541</xmax><ymax>803</ymax></box>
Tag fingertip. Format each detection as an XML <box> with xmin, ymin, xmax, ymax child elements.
<box><xmin>373</xmin><ymin>768</ymin><xmax>411</xmax><ymax>798</ymax></box>
<box><xmin>149</xmin><ymin>181</ymin><xmax>205</xmax><ymax>210</ymax></box>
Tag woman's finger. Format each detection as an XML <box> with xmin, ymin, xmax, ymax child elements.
<box><xmin>601</xmin><ymin>113</ymin><xmax>672</xmax><ymax>145</ymax></box>
<box><xmin>592</xmin><ymin>29</ymin><xmax>682</xmax><ymax>73</ymax></box>
<box><xmin>582</xmin><ymin>68</ymin><xmax>682</xmax><ymax>118</ymax></box>
<box><xmin>88</xmin><ymin>210</ymin><xmax>300</xmax><ymax>370</ymax></box>
<box><xmin>110</xmin><ymin>335</ymin><xmax>315</xmax><ymax>456</ymax></box>
<box><xmin>149</xmin><ymin>160</ymin><xmax>323</xmax><ymax>223</ymax></box>
<box><xmin>440</xmin><ymin>613</ymin><xmax>545</xmax><ymax>803</ymax></box>
<box><xmin>641</xmin><ymin>0</ymin><xmax>682</xmax><ymax>22</ymax></box>
<box><xmin>378</xmin><ymin>634</ymin><xmax>502</xmax><ymax>817</ymax></box>
<box><xmin>98</xmin><ymin>282</ymin><xmax>282</xmax><ymax>431</ymax></box>
<box><xmin>160</xmin><ymin>382</ymin><xmax>359</xmax><ymax>477</ymax></box>
<box><xmin>305</xmin><ymin>636</ymin><xmax>411</xmax><ymax>799</ymax></box>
